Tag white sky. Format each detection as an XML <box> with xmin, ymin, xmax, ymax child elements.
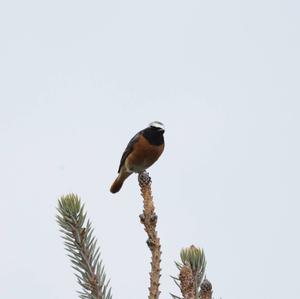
<box><xmin>0</xmin><ymin>1</ymin><xmax>299</xmax><ymax>299</ymax></box>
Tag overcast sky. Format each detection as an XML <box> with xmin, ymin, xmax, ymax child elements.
<box><xmin>0</xmin><ymin>1</ymin><xmax>299</xmax><ymax>299</ymax></box>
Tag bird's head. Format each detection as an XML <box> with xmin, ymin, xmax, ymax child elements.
<box><xmin>149</xmin><ymin>121</ymin><xmax>165</xmax><ymax>133</ymax></box>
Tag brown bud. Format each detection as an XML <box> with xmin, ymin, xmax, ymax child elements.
<box><xmin>179</xmin><ymin>265</ymin><xmax>194</xmax><ymax>299</ymax></box>
<box><xmin>200</xmin><ymin>278</ymin><xmax>213</xmax><ymax>299</ymax></box>
<box><xmin>138</xmin><ymin>171</ymin><xmax>152</xmax><ymax>186</ymax></box>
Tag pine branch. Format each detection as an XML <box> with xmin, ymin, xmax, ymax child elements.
<box><xmin>138</xmin><ymin>171</ymin><xmax>161</xmax><ymax>299</ymax></box>
<box><xmin>57</xmin><ymin>194</ymin><xmax>112</xmax><ymax>299</ymax></box>
<box><xmin>172</xmin><ymin>245</ymin><xmax>211</xmax><ymax>299</ymax></box>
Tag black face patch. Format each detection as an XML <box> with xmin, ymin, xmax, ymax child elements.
<box><xmin>142</xmin><ymin>127</ymin><xmax>164</xmax><ymax>145</ymax></box>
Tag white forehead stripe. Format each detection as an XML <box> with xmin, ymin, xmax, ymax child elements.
<box><xmin>149</xmin><ymin>121</ymin><xmax>165</xmax><ymax>130</ymax></box>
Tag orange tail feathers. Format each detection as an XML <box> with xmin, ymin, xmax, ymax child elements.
<box><xmin>110</xmin><ymin>171</ymin><xmax>132</xmax><ymax>193</ymax></box>
<box><xmin>110</xmin><ymin>177</ymin><xmax>124</xmax><ymax>193</ymax></box>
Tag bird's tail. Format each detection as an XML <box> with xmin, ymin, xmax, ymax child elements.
<box><xmin>110</xmin><ymin>170</ymin><xmax>132</xmax><ymax>193</ymax></box>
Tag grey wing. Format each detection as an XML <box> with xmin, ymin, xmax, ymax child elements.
<box><xmin>117</xmin><ymin>131</ymin><xmax>141</xmax><ymax>173</ymax></box>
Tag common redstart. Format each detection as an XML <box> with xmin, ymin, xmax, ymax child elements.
<box><xmin>110</xmin><ymin>121</ymin><xmax>165</xmax><ymax>193</ymax></box>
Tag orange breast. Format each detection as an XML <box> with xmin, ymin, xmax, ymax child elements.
<box><xmin>125</xmin><ymin>135</ymin><xmax>164</xmax><ymax>173</ymax></box>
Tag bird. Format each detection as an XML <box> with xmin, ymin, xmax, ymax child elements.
<box><xmin>110</xmin><ymin>121</ymin><xmax>165</xmax><ymax>193</ymax></box>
